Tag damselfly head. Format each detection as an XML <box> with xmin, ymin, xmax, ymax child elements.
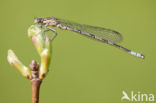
<box><xmin>34</xmin><ymin>17</ymin><xmax>42</xmax><ymax>24</ymax></box>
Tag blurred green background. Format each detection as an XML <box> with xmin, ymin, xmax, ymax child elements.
<box><xmin>0</xmin><ymin>0</ymin><xmax>156</xmax><ymax>103</ymax></box>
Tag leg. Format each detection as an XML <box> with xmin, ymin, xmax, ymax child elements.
<box><xmin>42</xmin><ymin>26</ymin><xmax>58</xmax><ymax>41</ymax></box>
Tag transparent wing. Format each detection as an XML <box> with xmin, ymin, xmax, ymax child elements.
<box><xmin>58</xmin><ymin>18</ymin><xmax>123</xmax><ymax>43</ymax></box>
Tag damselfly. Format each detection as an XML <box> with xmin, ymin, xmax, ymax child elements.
<box><xmin>34</xmin><ymin>17</ymin><xmax>145</xmax><ymax>59</ymax></box>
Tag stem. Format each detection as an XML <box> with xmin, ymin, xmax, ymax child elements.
<box><xmin>30</xmin><ymin>60</ymin><xmax>42</xmax><ymax>103</ymax></box>
<box><xmin>31</xmin><ymin>78</ymin><xmax>42</xmax><ymax>103</ymax></box>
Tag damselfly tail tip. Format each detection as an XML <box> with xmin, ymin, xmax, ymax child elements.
<box><xmin>140</xmin><ymin>54</ymin><xmax>145</xmax><ymax>59</ymax></box>
<box><xmin>130</xmin><ymin>51</ymin><xmax>145</xmax><ymax>59</ymax></box>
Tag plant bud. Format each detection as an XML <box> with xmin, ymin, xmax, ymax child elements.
<box><xmin>45</xmin><ymin>34</ymin><xmax>51</xmax><ymax>51</ymax></box>
<box><xmin>39</xmin><ymin>48</ymin><xmax>51</xmax><ymax>79</ymax></box>
<box><xmin>28</xmin><ymin>25</ymin><xmax>42</xmax><ymax>39</ymax></box>
<box><xmin>7</xmin><ymin>49</ymin><xmax>32</xmax><ymax>79</ymax></box>
<box><xmin>32</xmin><ymin>34</ymin><xmax>44</xmax><ymax>54</ymax></box>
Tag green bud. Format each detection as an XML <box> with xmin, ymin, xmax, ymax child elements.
<box><xmin>7</xmin><ymin>49</ymin><xmax>32</xmax><ymax>79</ymax></box>
<box><xmin>28</xmin><ymin>24</ymin><xmax>46</xmax><ymax>55</ymax></box>
<box><xmin>32</xmin><ymin>34</ymin><xmax>44</xmax><ymax>54</ymax></box>
<box><xmin>39</xmin><ymin>48</ymin><xmax>51</xmax><ymax>79</ymax></box>
<box><xmin>28</xmin><ymin>25</ymin><xmax>42</xmax><ymax>39</ymax></box>
<box><xmin>28</xmin><ymin>25</ymin><xmax>52</xmax><ymax>79</ymax></box>
<box><xmin>45</xmin><ymin>34</ymin><xmax>51</xmax><ymax>52</ymax></box>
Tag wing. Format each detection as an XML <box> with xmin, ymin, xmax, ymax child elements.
<box><xmin>57</xmin><ymin>18</ymin><xmax>123</xmax><ymax>43</ymax></box>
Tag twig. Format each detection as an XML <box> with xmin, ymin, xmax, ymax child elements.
<box><xmin>30</xmin><ymin>60</ymin><xmax>42</xmax><ymax>103</ymax></box>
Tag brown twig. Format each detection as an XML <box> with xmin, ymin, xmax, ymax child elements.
<box><xmin>30</xmin><ymin>60</ymin><xmax>42</xmax><ymax>103</ymax></box>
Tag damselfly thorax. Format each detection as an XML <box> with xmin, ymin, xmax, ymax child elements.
<box><xmin>34</xmin><ymin>17</ymin><xmax>145</xmax><ymax>59</ymax></box>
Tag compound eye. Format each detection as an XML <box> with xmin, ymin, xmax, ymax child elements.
<box><xmin>34</xmin><ymin>18</ymin><xmax>41</xmax><ymax>24</ymax></box>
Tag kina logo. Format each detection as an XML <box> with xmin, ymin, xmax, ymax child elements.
<box><xmin>121</xmin><ymin>91</ymin><xmax>154</xmax><ymax>102</ymax></box>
